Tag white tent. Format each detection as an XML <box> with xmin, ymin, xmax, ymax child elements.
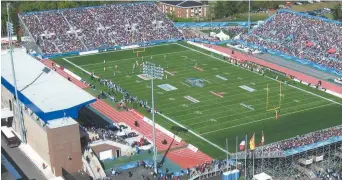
<box><xmin>214</xmin><ymin>31</ymin><xmax>230</xmax><ymax>41</ymax></box>
<box><xmin>253</xmin><ymin>172</ymin><xmax>272</xmax><ymax>180</ymax></box>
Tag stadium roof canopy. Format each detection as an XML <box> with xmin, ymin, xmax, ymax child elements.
<box><xmin>1</xmin><ymin>48</ymin><xmax>96</xmax><ymax>122</ymax></box>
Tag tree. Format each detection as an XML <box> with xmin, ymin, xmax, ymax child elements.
<box><xmin>332</xmin><ymin>4</ymin><xmax>342</xmax><ymax>21</ymax></box>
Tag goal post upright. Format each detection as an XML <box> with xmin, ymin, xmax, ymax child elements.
<box><xmin>266</xmin><ymin>81</ymin><xmax>282</xmax><ymax>112</ymax></box>
<box><xmin>132</xmin><ymin>30</ymin><xmax>146</xmax><ymax>56</ymax></box>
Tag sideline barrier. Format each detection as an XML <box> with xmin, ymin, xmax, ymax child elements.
<box><xmin>39</xmin><ymin>38</ymin><xmax>183</xmax><ymax>58</ymax></box>
<box><xmin>143</xmin><ymin>116</ymin><xmax>182</xmax><ymax>143</ymax></box>
<box><xmin>187</xmin><ymin>144</ymin><xmax>198</xmax><ymax>153</ymax></box>
<box><xmin>187</xmin><ymin>39</ymin><xmax>233</xmax><ymax>45</ymax></box>
<box><xmin>187</xmin><ymin>41</ymin><xmax>231</xmax><ymax>58</ymax></box>
<box><xmin>79</xmin><ymin>50</ymin><xmax>99</xmax><ymax>56</ymax></box>
<box><xmin>63</xmin><ymin>68</ymin><xmax>82</xmax><ymax>81</ymax></box>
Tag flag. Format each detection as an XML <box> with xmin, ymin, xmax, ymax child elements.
<box><xmin>250</xmin><ymin>133</ymin><xmax>255</xmax><ymax>150</ymax></box>
<box><xmin>259</xmin><ymin>131</ymin><xmax>265</xmax><ymax>146</ymax></box>
<box><xmin>239</xmin><ymin>137</ymin><xmax>246</xmax><ymax>151</ymax></box>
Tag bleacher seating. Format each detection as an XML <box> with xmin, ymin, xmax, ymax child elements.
<box><xmin>20</xmin><ymin>2</ymin><xmax>183</xmax><ymax>55</ymax></box>
<box><xmin>240</xmin><ymin>11</ymin><xmax>342</xmax><ymax>71</ymax></box>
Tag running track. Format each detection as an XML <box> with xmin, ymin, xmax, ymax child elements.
<box><xmin>40</xmin><ymin>59</ymin><xmax>88</xmax><ymax>89</ymax></box>
<box><xmin>41</xmin><ymin>59</ymin><xmax>213</xmax><ymax>168</ymax></box>
<box><xmin>202</xmin><ymin>44</ymin><xmax>342</xmax><ymax>94</ymax></box>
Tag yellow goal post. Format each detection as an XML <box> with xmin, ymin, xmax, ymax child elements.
<box><xmin>132</xmin><ymin>30</ymin><xmax>146</xmax><ymax>57</ymax></box>
<box><xmin>265</xmin><ymin>82</ymin><xmax>282</xmax><ymax>112</ymax></box>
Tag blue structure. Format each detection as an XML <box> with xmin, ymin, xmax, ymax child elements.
<box><xmin>1</xmin><ymin>49</ymin><xmax>96</xmax><ymax>122</ymax></box>
<box><xmin>1</xmin><ymin>154</ymin><xmax>22</xmax><ymax>180</ymax></box>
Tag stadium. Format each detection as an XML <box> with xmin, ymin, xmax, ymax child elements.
<box><xmin>1</xmin><ymin>1</ymin><xmax>342</xmax><ymax>180</ymax></box>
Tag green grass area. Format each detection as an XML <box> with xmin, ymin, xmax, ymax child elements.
<box><xmin>52</xmin><ymin>43</ymin><xmax>342</xmax><ymax>159</ymax></box>
<box><xmin>214</xmin><ymin>13</ymin><xmax>270</xmax><ymax>22</ymax></box>
<box><xmin>290</xmin><ymin>2</ymin><xmax>339</xmax><ymax>12</ymax></box>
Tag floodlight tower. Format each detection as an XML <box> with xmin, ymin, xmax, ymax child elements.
<box><xmin>7</xmin><ymin>3</ymin><xmax>26</xmax><ymax>143</ymax></box>
<box><xmin>143</xmin><ymin>61</ymin><xmax>164</xmax><ymax>174</ymax></box>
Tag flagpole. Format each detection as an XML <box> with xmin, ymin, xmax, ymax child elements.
<box><xmin>226</xmin><ymin>138</ymin><xmax>229</xmax><ymax>172</ymax></box>
<box><xmin>235</xmin><ymin>136</ymin><xmax>238</xmax><ymax>180</ymax></box>
<box><xmin>244</xmin><ymin>134</ymin><xmax>247</xmax><ymax>180</ymax></box>
<box><xmin>261</xmin><ymin>131</ymin><xmax>264</xmax><ymax>172</ymax></box>
<box><xmin>252</xmin><ymin>133</ymin><xmax>255</xmax><ymax>177</ymax></box>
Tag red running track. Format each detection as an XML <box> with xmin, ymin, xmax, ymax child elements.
<box><xmin>40</xmin><ymin>59</ymin><xmax>88</xmax><ymax>89</ymax></box>
<box><xmin>90</xmin><ymin>100</ymin><xmax>186</xmax><ymax>151</ymax></box>
<box><xmin>40</xmin><ymin>58</ymin><xmax>214</xmax><ymax>168</ymax></box>
<box><xmin>167</xmin><ymin>148</ymin><xmax>213</xmax><ymax>169</ymax></box>
<box><xmin>202</xmin><ymin>44</ymin><xmax>342</xmax><ymax>94</ymax></box>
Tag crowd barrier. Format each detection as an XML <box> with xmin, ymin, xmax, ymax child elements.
<box><xmin>187</xmin><ymin>41</ymin><xmax>232</xmax><ymax>57</ymax></box>
<box><xmin>175</xmin><ymin>22</ymin><xmax>256</xmax><ymax>28</ymax></box>
<box><xmin>235</xmin><ymin>40</ymin><xmax>342</xmax><ymax>76</ymax></box>
<box><xmin>39</xmin><ymin>38</ymin><xmax>183</xmax><ymax>59</ymax></box>
<box><xmin>188</xmin><ymin>39</ymin><xmax>233</xmax><ymax>45</ymax></box>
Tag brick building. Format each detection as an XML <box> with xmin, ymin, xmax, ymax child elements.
<box><xmin>1</xmin><ymin>48</ymin><xmax>96</xmax><ymax>177</ymax></box>
<box><xmin>158</xmin><ymin>1</ymin><xmax>209</xmax><ymax>19</ymax></box>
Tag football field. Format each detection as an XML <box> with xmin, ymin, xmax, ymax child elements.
<box><xmin>53</xmin><ymin>42</ymin><xmax>342</xmax><ymax>158</ymax></box>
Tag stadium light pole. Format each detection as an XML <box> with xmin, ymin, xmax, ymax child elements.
<box><xmin>143</xmin><ymin>61</ymin><xmax>164</xmax><ymax>174</ymax></box>
<box><xmin>7</xmin><ymin>3</ymin><xmax>26</xmax><ymax>143</ymax></box>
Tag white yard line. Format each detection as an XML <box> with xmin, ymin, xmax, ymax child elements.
<box><xmin>157</xmin><ymin>112</ymin><xmax>229</xmax><ymax>154</ymax></box>
<box><xmin>176</xmin><ymin>43</ymin><xmax>342</xmax><ymax>106</ymax></box>
<box><xmin>181</xmin><ymin>82</ymin><xmax>191</xmax><ymax>87</ymax></box>
<box><xmin>200</xmin><ymin>103</ymin><xmax>335</xmax><ymax>135</ymax></box>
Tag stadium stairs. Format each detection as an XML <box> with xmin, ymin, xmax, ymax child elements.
<box><xmin>41</xmin><ymin>59</ymin><xmax>213</xmax><ymax>169</ymax></box>
<box><xmin>40</xmin><ymin>59</ymin><xmax>88</xmax><ymax>89</ymax></box>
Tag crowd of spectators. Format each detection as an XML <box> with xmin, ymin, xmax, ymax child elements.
<box><xmin>249</xmin><ymin>125</ymin><xmax>342</xmax><ymax>158</ymax></box>
<box><xmin>240</xmin><ymin>11</ymin><xmax>342</xmax><ymax>71</ymax></box>
<box><xmin>20</xmin><ymin>2</ymin><xmax>183</xmax><ymax>55</ymax></box>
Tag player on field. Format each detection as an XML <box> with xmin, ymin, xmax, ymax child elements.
<box><xmin>104</xmin><ymin>60</ymin><xmax>106</xmax><ymax>63</ymax></box>
<box><xmin>104</xmin><ymin>67</ymin><xmax>106</xmax><ymax>71</ymax></box>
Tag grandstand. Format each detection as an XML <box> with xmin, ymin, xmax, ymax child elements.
<box><xmin>18</xmin><ymin>2</ymin><xmax>183</xmax><ymax>56</ymax></box>
<box><xmin>240</xmin><ymin>10</ymin><xmax>342</xmax><ymax>76</ymax></box>
<box><xmin>3</xmin><ymin>2</ymin><xmax>342</xmax><ymax>180</ymax></box>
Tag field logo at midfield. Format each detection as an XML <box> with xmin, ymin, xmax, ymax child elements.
<box><xmin>240</xmin><ymin>103</ymin><xmax>255</xmax><ymax>111</ymax></box>
<box><xmin>185</xmin><ymin>78</ymin><xmax>205</xmax><ymax>88</ymax></box>
<box><xmin>184</xmin><ymin>96</ymin><xmax>200</xmax><ymax>103</ymax></box>
<box><xmin>239</xmin><ymin>85</ymin><xmax>256</xmax><ymax>92</ymax></box>
<box><xmin>215</xmin><ymin>75</ymin><xmax>228</xmax><ymax>81</ymax></box>
<box><xmin>210</xmin><ymin>91</ymin><xmax>225</xmax><ymax>98</ymax></box>
<box><xmin>137</xmin><ymin>74</ymin><xmax>153</xmax><ymax>80</ymax></box>
<box><xmin>158</xmin><ymin>84</ymin><xmax>177</xmax><ymax>91</ymax></box>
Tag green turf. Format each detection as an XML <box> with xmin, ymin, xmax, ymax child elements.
<box><xmin>52</xmin><ymin>42</ymin><xmax>342</xmax><ymax>159</ymax></box>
